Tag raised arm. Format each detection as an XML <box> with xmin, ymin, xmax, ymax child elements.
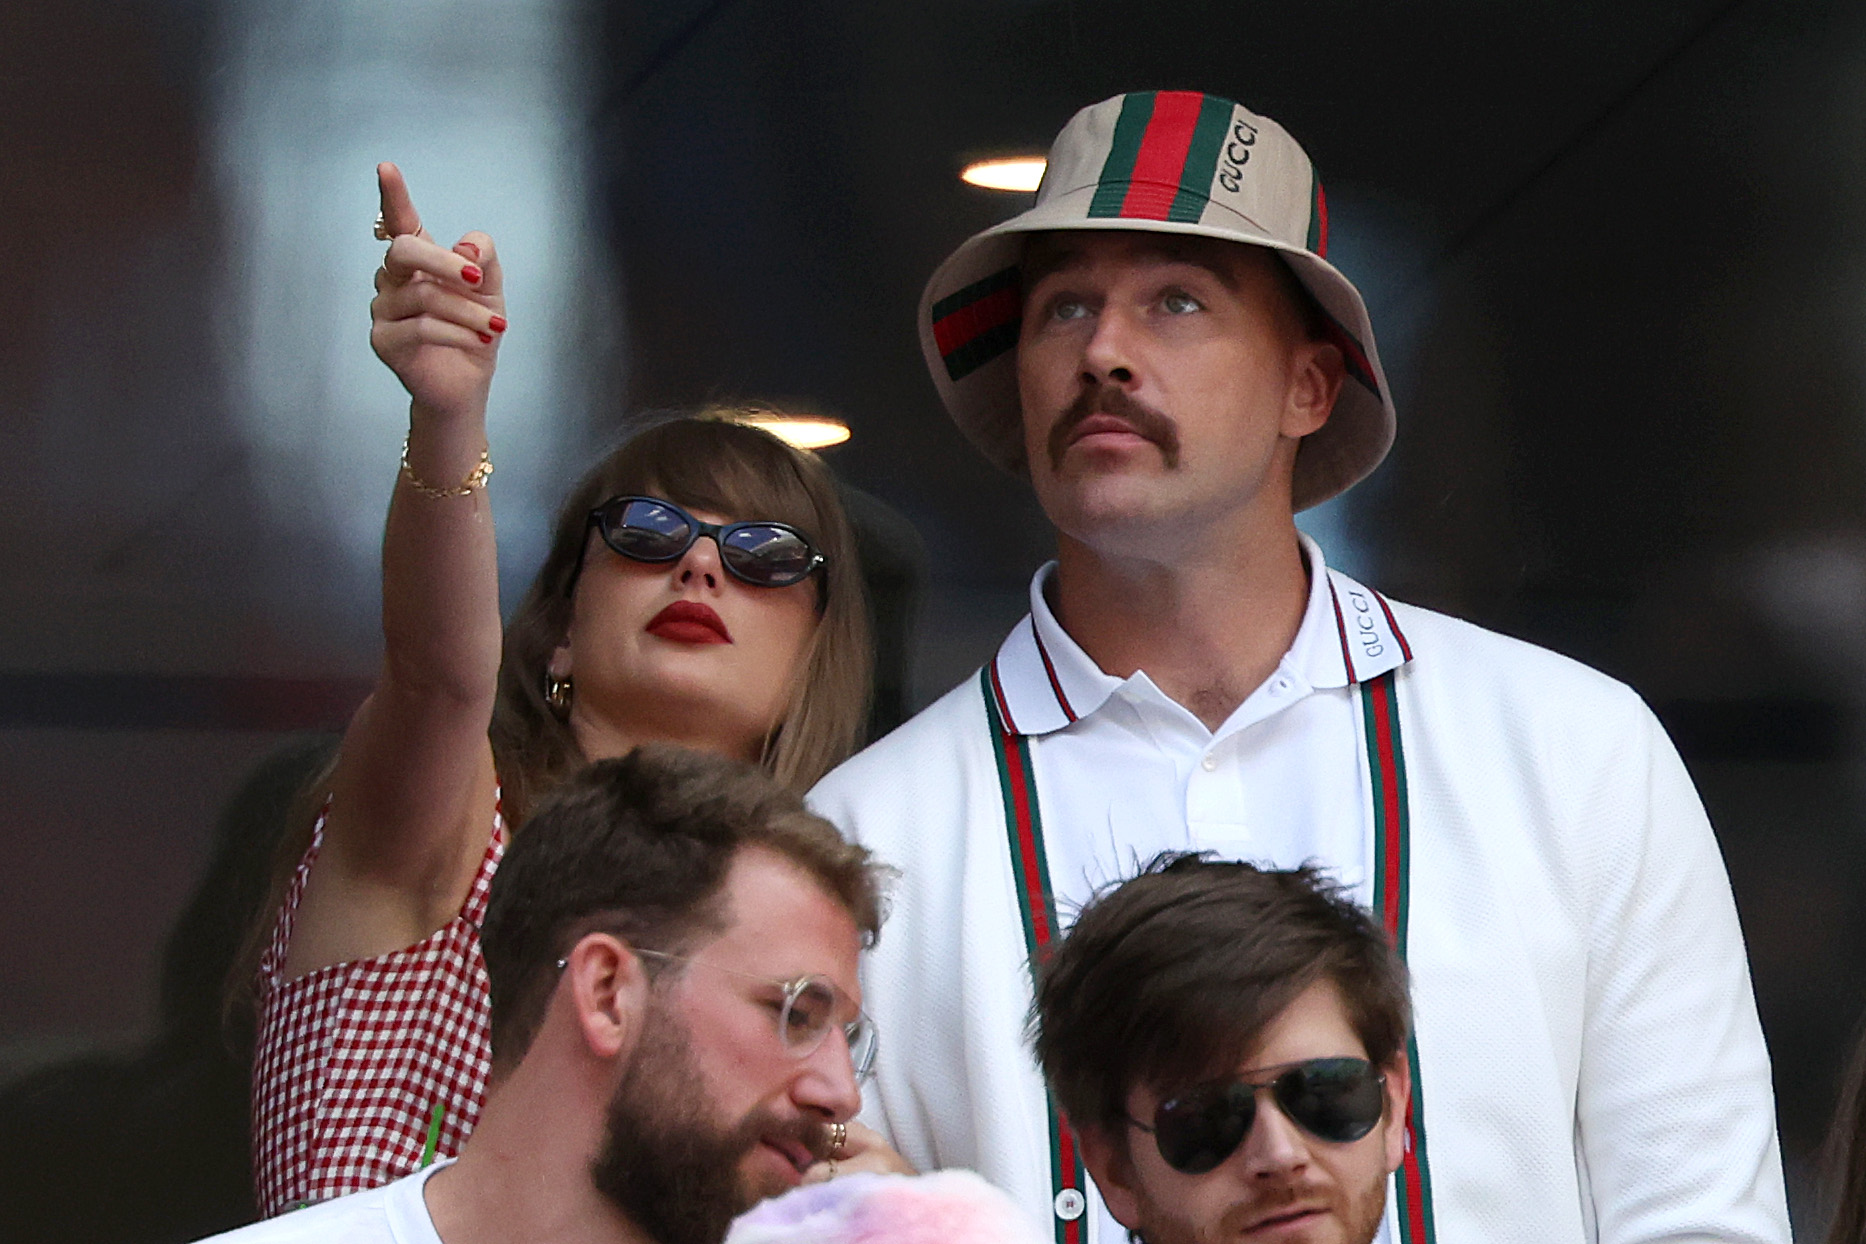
<box><xmin>282</xmin><ymin>164</ymin><xmax>511</xmax><ymax>978</ymax></box>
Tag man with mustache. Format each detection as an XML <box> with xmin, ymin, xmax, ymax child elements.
<box><xmin>1033</xmin><ymin>855</ymin><xmax>1412</xmax><ymax>1244</ymax></box>
<box><xmin>201</xmin><ymin>745</ymin><xmax>884</xmax><ymax>1244</ymax></box>
<box><xmin>812</xmin><ymin>91</ymin><xmax>1787</xmax><ymax>1243</ymax></box>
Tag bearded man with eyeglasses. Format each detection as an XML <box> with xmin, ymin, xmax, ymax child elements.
<box><xmin>196</xmin><ymin>746</ymin><xmax>888</xmax><ymax>1244</ymax></box>
<box><xmin>1034</xmin><ymin>856</ymin><xmax>1411</xmax><ymax>1244</ymax></box>
<box><xmin>812</xmin><ymin>90</ymin><xmax>1787</xmax><ymax>1244</ymax></box>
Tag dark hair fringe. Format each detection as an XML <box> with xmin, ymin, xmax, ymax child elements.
<box><xmin>1032</xmin><ymin>851</ymin><xmax>1410</xmax><ymax>1144</ymax></box>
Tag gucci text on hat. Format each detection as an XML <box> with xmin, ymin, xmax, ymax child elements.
<box><xmin>919</xmin><ymin>90</ymin><xmax>1395</xmax><ymax>510</ymax></box>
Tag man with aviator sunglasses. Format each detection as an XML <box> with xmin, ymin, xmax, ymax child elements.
<box><xmin>1034</xmin><ymin>855</ymin><xmax>1410</xmax><ymax>1244</ymax></box>
<box><xmin>197</xmin><ymin>747</ymin><xmax>886</xmax><ymax>1244</ymax></box>
<box><xmin>814</xmin><ymin>89</ymin><xmax>1785</xmax><ymax>1244</ymax></box>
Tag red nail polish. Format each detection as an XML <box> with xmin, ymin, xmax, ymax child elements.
<box><xmin>457</xmin><ymin>242</ymin><xmax>480</xmax><ymax>260</ymax></box>
<box><xmin>478</xmin><ymin>331</ymin><xmax>494</xmax><ymax>344</ymax></box>
<box><xmin>461</xmin><ymin>265</ymin><xmax>483</xmax><ymax>285</ymax></box>
<box><xmin>488</xmin><ymin>316</ymin><xmax>507</xmax><ymax>334</ymax></box>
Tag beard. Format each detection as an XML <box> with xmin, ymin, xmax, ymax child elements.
<box><xmin>1128</xmin><ymin>1171</ymin><xmax>1387</xmax><ymax>1244</ymax></box>
<box><xmin>589</xmin><ymin>1005</ymin><xmax>827</xmax><ymax>1244</ymax></box>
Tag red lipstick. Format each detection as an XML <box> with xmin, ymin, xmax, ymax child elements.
<box><xmin>647</xmin><ymin>600</ymin><xmax>731</xmax><ymax>644</ymax></box>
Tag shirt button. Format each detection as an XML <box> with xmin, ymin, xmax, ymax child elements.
<box><xmin>1273</xmin><ymin>677</ymin><xmax>1291</xmax><ymax>693</ymax></box>
<box><xmin>1055</xmin><ymin>1188</ymin><xmax>1087</xmax><ymax>1221</ymax></box>
<box><xmin>1201</xmin><ymin>754</ymin><xmax>1217</xmax><ymax>772</ymax></box>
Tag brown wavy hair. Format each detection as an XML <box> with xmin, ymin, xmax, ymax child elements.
<box><xmin>1033</xmin><ymin>853</ymin><xmax>1410</xmax><ymax>1146</ymax></box>
<box><xmin>228</xmin><ymin>410</ymin><xmax>870</xmax><ymax>1031</ymax></box>
<box><xmin>489</xmin><ymin>410</ymin><xmax>871</xmax><ymax>822</ymax></box>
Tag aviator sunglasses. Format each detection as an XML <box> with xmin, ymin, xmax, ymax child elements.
<box><xmin>568</xmin><ymin>495</ymin><xmax>826</xmax><ymax>594</ymax></box>
<box><xmin>1129</xmin><ymin>1057</ymin><xmax>1387</xmax><ymax>1175</ymax></box>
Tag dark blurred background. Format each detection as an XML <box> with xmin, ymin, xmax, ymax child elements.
<box><xmin>4</xmin><ymin>0</ymin><xmax>1865</xmax><ymax>1238</ymax></box>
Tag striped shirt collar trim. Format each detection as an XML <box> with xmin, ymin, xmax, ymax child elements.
<box><xmin>1322</xmin><ymin>566</ymin><xmax>1412</xmax><ymax>685</ymax></box>
<box><xmin>986</xmin><ymin>564</ymin><xmax>1116</xmax><ymax>736</ymax></box>
<box><xmin>988</xmin><ymin>536</ymin><xmax>1413</xmax><ymax>736</ymax></box>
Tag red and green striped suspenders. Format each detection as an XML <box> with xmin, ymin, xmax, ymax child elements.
<box><xmin>982</xmin><ymin>664</ymin><xmax>1439</xmax><ymax>1244</ymax></box>
<box><xmin>1358</xmin><ymin>670</ymin><xmax>1439</xmax><ymax>1244</ymax></box>
<box><xmin>983</xmin><ymin>663</ymin><xmax>1088</xmax><ymax>1244</ymax></box>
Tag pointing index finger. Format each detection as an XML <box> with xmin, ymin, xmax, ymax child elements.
<box><xmin>376</xmin><ymin>162</ymin><xmax>427</xmax><ymax>241</ymax></box>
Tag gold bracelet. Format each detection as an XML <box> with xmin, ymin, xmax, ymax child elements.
<box><xmin>400</xmin><ymin>435</ymin><xmax>493</xmax><ymax>499</ymax></box>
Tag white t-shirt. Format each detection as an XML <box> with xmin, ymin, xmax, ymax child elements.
<box><xmin>196</xmin><ymin>1163</ymin><xmax>446</xmax><ymax>1244</ymax></box>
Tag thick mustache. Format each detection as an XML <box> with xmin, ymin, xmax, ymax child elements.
<box><xmin>1047</xmin><ymin>384</ymin><xmax>1181</xmax><ymax>470</ymax></box>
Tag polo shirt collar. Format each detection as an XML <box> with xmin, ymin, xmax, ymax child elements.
<box><xmin>987</xmin><ymin>534</ymin><xmax>1414</xmax><ymax>737</ymax></box>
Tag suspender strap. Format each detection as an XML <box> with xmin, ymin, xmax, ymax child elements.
<box><xmin>981</xmin><ymin>664</ymin><xmax>1089</xmax><ymax>1244</ymax></box>
<box><xmin>1360</xmin><ymin>670</ymin><xmax>1439</xmax><ymax>1244</ymax></box>
<box><xmin>983</xmin><ymin>660</ymin><xmax>1438</xmax><ymax>1244</ymax></box>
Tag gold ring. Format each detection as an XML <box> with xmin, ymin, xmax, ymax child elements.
<box><xmin>829</xmin><ymin>1121</ymin><xmax>848</xmax><ymax>1156</ymax></box>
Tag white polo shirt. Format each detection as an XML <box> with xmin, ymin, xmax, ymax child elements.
<box><xmin>812</xmin><ymin>537</ymin><xmax>1788</xmax><ymax>1244</ymax></box>
<box><xmin>1005</xmin><ymin>537</ymin><xmax>1399</xmax><ymax>926</ymax></box>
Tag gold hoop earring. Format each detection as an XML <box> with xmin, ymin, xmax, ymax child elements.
<box><xmin>544</xmin><ymin>672</ymin><xmax>573</xmax><ymax>720</ymax></box>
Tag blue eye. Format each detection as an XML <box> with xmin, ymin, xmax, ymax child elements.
<box><xmin>1052</xmin><ymin>297</ymin><xmax>1091</xmax><ymax>321</ymax></box>
<box><xmin>1162</xmin><ymin>291</ymin><xmax>1203</xmax><ymax>314</ymax></box>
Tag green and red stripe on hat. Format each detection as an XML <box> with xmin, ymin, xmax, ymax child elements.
<box><xmin>917</xmin><ymin>89</ymin><xmax>1397</xmax><ymax>510</ymax></box>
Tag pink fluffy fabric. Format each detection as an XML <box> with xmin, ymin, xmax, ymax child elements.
<box><xmin>725</xmin><ymin>1170</ymin><xmax>1047</xmax><ymax>1244</ymax></box>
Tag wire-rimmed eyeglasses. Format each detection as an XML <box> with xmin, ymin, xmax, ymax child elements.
<box><xmin>556</xmin><ymin>946</ymin><xmax>877</xmax><ymax>1084</ymax></box>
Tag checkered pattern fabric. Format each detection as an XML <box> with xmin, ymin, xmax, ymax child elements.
<box><xmin>251</xmin><ymin>801</ymin><xmax>506</xmax><ymax>1216</ymax></box>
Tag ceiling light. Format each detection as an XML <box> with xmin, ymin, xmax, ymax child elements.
<box><xmin>740</xmin><ymin>413</ymin><xmax>851</xmax><ymax>450</ymax></box>
<box><xmin>961</xmin><ymin>157</ymin><xmax>1046</xmax><ymax>192</ymax></box>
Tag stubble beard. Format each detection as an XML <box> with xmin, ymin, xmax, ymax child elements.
<box><xmin>1127</xmin><ymin>1171</ymin><xmax>1386</xmax><ymax>1244</ymax></box>
<box><xmin>588</xmin><ymin>1004</ymin><xmax>823</xmax><ymax>1244</ymax></box>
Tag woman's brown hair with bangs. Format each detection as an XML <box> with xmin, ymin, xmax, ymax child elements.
<box><xmin>226</xmin><ymin>408</ymin><xmax>870</xmax><ymax>1038</ymax></box>
<box><xmin>490</xmin><ymin>408</ymin><xmax>872</xmax><ymax>822</ymax></box>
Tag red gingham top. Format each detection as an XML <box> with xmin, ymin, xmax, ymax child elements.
<box><xmin>250</xmin><ymin>801</ymin><xmax>505</xmax><ymax>1216</ymax></box>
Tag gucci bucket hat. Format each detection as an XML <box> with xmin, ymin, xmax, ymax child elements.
<box><xmin>919</xmin><ymin>90</ymin><xmax>1394</xmax><ymax>510</ymax></box>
